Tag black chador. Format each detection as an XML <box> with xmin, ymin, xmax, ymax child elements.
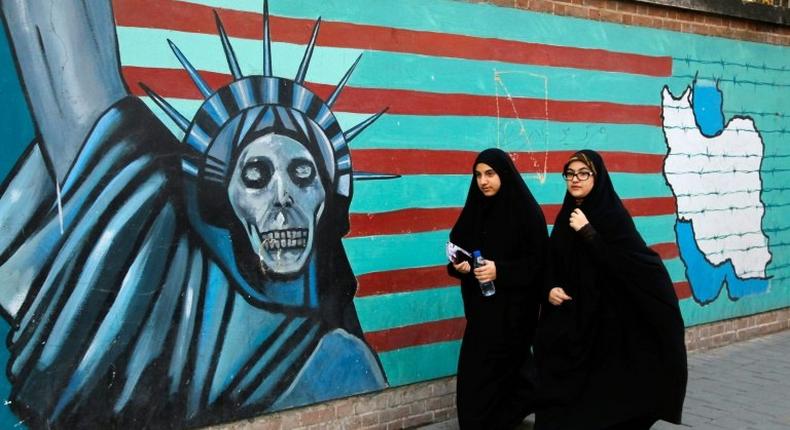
<box><xmin>534</xmin><ymin>150</ymin><xmax>687</xmax><ymax>430</ymax></box>
<box><xmin>449</xmin><ymin>148</ymin><xmax>548</xmax><ymax>429</ymax></box>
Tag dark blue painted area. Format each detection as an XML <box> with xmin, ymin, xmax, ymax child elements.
<box><xmin>676</xmin><ymin>219</ymin><xmax>769</xmax><ymax>305</ymax></box>
<box><xmin>0</xmin><ymin>23</ymin><xmax>31</xmax><ymax>430</ymax></box>
<box><xmin>691</xmin><ymin>79</ymin><xmax>725</xmax><ymax>137</ymax></box>
<box><xmin>0</xmin><ymin>324</ymin><xmax>15</xmax><ymax>429</ymax></box>
<box><xmin>0</xmin><ymin>22</ymin><xmax>34</xmax><ymax>183</ymax></box>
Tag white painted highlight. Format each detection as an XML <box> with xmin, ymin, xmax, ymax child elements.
<box><xmin>662</xmin><ymin>86</ymin><xmax>770</xmax><ymax>278</ymax></box>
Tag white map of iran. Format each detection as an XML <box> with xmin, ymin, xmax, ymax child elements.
<box><xmin>661</xmin><ymin>86</ymin><xmax>770</xmax><ymax>280</ymax></box>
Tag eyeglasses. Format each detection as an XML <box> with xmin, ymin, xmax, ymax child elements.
<box><xmin>562</xmin><ymin>170</ymin><xmax>593</xmax><ymax>181</ymax></box>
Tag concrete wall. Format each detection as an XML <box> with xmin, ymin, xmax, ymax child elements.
<box><xmin>0</xmin><ymin>0</ymin><xmax>787</xmax><ymax>428</ymax></box>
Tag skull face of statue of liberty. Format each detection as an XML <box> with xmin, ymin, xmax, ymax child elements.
<box><xmin>228</xmin><ymin>133</ymin><xmax>326</xmax><ymax>276</ymax></box>
<box><xmin>140</xmin><ymin>4</ymin><xmax>389</xmax><ymax>306</ymax></box>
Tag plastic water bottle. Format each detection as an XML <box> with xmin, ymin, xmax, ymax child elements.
<box><xmin>472</xmin><ymin>250</ymin><xmax>496</xmax><ymax>297</ymax></box>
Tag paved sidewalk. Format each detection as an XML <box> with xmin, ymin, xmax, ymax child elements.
<box><xmin>420</xmin><ymin>329</ymin><xmax>790</xmax><ymax>430</ymax></box>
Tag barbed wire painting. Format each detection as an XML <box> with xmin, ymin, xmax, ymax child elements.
<box><xmin>662</xmin><ymin>78</ymin><xmax>776</xmax><ymax>304</ymax></box>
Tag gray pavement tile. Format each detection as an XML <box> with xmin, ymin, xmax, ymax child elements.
<box><xmin>709</xmin><ymin>416</ymin><xmax>759</xmax><ymax>429</ymax></box>
<box><xmin>744</xmin><ymin>424</ymin><xmax>790</xmax><ymax>430</ymax></box>
<box><xmin>679</xmin><ymin>410</ymin><xmax>716</xmax><ymax>423</ymax></box>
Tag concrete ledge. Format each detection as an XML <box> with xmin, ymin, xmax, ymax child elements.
<box><xmin>215</xmin><ymin>307</ymin><xmax>790</xmax><ymax>430</ymax></box>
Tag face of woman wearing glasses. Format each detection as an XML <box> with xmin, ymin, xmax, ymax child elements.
<box><xmin>565</xmin><ymin>160</ymin><xmax>595</xmax><ymax>201</ymax></box>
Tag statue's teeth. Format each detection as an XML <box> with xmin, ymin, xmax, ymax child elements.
<box><xmin>260</xmin><ymin>229</ymin><xmax>309</xmax><ymax>251</ymax></box>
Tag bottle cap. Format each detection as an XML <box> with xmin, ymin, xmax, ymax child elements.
<box><xmin>472</xmin><ymin>250</ymin><xmax>481</xmax><ymax>258</ymax></box>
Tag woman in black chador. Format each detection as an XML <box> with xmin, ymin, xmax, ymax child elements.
<box><xmin>448</xmin><ymin>148</ymin><xmax>548</xmax><ymax>429</ymax></box>
<box><xmin>535</xmin><ymin>150</ymin><xmax>687</xmax><ymax>430</ymax></box>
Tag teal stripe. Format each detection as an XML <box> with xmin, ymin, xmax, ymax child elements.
<box><xmin>766</xmin><ymin>263</ymin><xmax>790</xmax><ymax>278</ymax></box>
<box><xmin>636</xmin><ymin>215</ymin><xmax>678</xmax><ymax>246</ymax></box>
<box><xmin>354</xmin><ymin>287</ymin><xmax>463</xmax><ymax>332</ymax></box>
<box><xmin>351</xmin><ymin>173</ymin><xmax>673</xmax><ymax>213</ymax></box>
<box><xmin>119</xmin><ymin>27</ymin><xmax>690</xmax><ymax>106</ymax></box>
<box><xmin>665</xmin><ymin>257</ymin><xmax>686</xmax><ymax>284</ymax></box>
<box><xmin>344</xmin><ymin>230</ymin><xmax>451</xmax><ymax>275</ymax></box>
<box><xmin>680</xmin><ymin>281</ymin><xmax>790</xmax><ymax>327</ymax></box>
<box><xmin>378</xmin><ymin>340</ymin><xmax>461</xmax><ymax>386</ymax></box>
<box><xmin>141</xmin><ymin>97</ymin><xmax>669</xmax><ymax>156</ymax></box>
<box><xmin>351</xmin><ymin>175</ymin><xmax>468</xmax><ymax>213</ymax></box>
<box><xmin>763</xmin><ymin>170</ymin><xmax>790</xmax><ymax>178</ymax></box>
<box><xmin>117</xmin><ymin>27</ymin><xmax>362</xmax><ymax>86</ymax></box>
<box><xmin>342</xmin><ymin>115</ymin><xmax>667</xmax><ymax>153</ymax></box>
<box><xmin>351</xmin><ymin>55</ymin><xmax>672</xmax><ymax>104</ymax></box>
<box><xmin>344</xmin><ymin>215</ymin><xmax>678</xmax><ymax>275</ymax></box>
<box><xmin>187</xmin><ymin>0</ymin><xmax>790</xmax><ymax>64</ymax></box>
<box><xmin>763</xmin><ymin>151</ymin><xmax>790</xmax><ymax>170</ymax></box>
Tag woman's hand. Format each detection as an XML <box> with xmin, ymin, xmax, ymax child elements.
<box><xmin>453</xmin><ymin>261</ymin><xmax>471</xmax><ymax>274</ymax></box>
<box><xmin>569</xmin><ymin>208</ymin><xmax>589</xmax><ymax>232</ymax></box>
<box><xmin>548</xmin><ymin>287</ymin><xmax>572</xmax><ymax>306</ymax></box>
<box><xmin>473</xmin><ymin>260</ymin><xmax>496</xmax><ymax>283</ymax></box>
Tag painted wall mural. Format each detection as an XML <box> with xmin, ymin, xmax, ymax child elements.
<box><xmin>0</xmin><ymin>0</ymin><xmax>788</xmax><ymax>428</ymax></box>
<box><xmin>0</xmin><ymin>0</ymin><xmax>387</xmax><ymax>428</ymax></box>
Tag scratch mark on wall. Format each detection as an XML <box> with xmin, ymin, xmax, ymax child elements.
<box><xmin>494</xmin><ymin>69</ymin><xmax>549</xmax><ymax>184</ymax></box>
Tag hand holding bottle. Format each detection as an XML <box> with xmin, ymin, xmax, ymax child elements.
<box><xmin>473</xmin><ymin>259</ymin><xmax>496</xmax><ymax>283</ymax></box>
<box><xmin>473</xmin><ymin>250</ymin><xmax>496</xmax><ymax>297</ymax></box>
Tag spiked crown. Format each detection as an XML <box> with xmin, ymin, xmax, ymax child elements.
<box><xmin>140</xmin><ymin>1</ymin><xmax>387</xmax><ymax>201</ymax></box>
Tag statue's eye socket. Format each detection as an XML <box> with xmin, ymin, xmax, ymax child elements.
<box><xmin>288</xmin><ymin>158</ymin><xmax>316</xmax><ymax>187</ymax></box>
<box><xmin>241</xmin><ymin>158</ymin><xmax>273</xmax><ymax>189</ymax></box>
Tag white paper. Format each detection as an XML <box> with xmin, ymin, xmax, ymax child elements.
<box><xmin>446</xmin><ymin>241</ymin><xmax>472</xmax><ymax>263</ymax></box>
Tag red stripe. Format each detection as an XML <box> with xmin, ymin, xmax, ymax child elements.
<box><xmin>364</xmin><ymin>317</ymin><xmax>466</xmax><ymax>353</ymax></box>
<box><xmin>348</xmin><ymin>198</ymin><xmax>676</xmax><ymax>237</ymax></box>
<box><xmin>113</xmin><ymin>0</ymin><xmax>672</xmax><ymax>77</ymax></box>
<box><xmin>123</xmin><ymin>66</ymin><xmax>660</xmax><ymax>125</ymax></box>
<box><xmin>366</xmin><ymin>281</ymin><xmax>689</xmax><ymax>352</ymax></box>
<box><xmin>623</xmin><ymin>196</ymin><xmax>677</xmax><ymax>217</ymax></box>
<box><xmin>356</xmin><ymin>265</ymin><xmax>458</xmax><ymax>297</ymax></box>
<box><xmin>352</xmin><ymin>149</ymin><xmax>665</xmax><ymax>175</ymax></box>
<box><xmin>674</xmin><ymin>282</ymin><xmax>691</xmax><ymax>300</ymax></box>
<box><xmin>542</xmin><ymin>198</ymin><xmax>677</xmax><ymax>223</ymax></box>
<box><xmin>651</xmin><ymin>242</ymin><xmax>680</xmax><ymax>260</ymax></box>
<box><xmin>349</xmin><ymin>208</ymin><xmax>462</xmax><ymax>238</ymax></box>
<box><xmin>355</xmin><ymin>241</ymin><xmax>679</xmax><ymax>297</ymax></box>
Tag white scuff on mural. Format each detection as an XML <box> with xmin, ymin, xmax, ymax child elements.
<box><xmin>661</xmin><ymin>86</ymin><xmax>770</xmax><ymax>278</ymax></box>
<box><xmin>493</xmin><ymin>69</ymin><xmax>549</xmax><ymax>184</ymax></box>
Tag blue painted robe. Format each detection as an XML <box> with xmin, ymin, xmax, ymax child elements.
<box><xmin>0</xmin><ymin>97</ymin><xmax>386</xmax><ymax>428</ymax></box>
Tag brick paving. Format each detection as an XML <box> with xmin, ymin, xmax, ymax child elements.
<box><xmin>420</xmin><ymin>329</ymin><xmax>790</xmax><ymax>430</ymax></box>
